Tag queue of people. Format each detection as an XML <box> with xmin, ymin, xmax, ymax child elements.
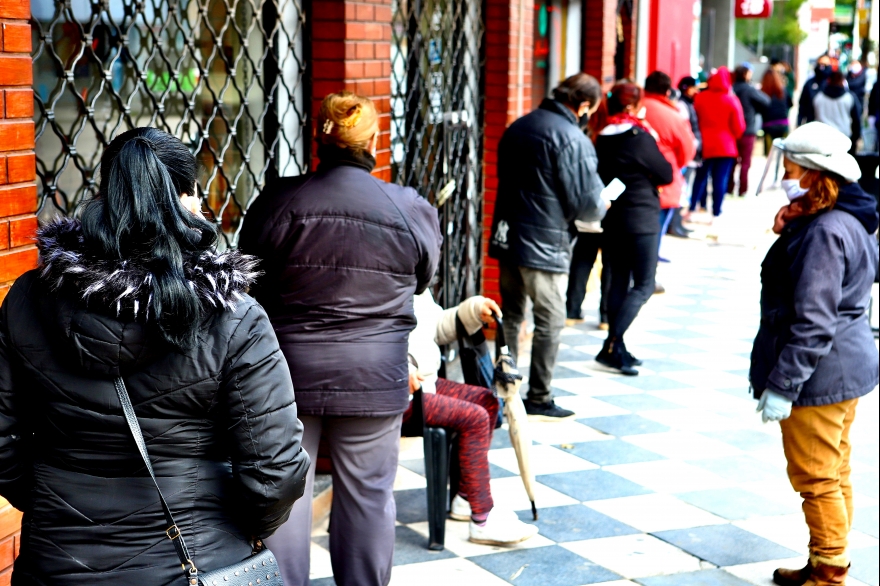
<box><xmin>0</xmin><ymin>61</ymin><xmax>876</xmax><ymax>586</ymax></box>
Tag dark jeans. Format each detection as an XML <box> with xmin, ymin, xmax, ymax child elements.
<box><xmin>690</xmin><ymin>157</ymin><xmax>736</xmax><ymax>216</ymax></box>
<box><xmin>566</xmin><ymin>232</ymin><xmax>609</xmax><ymax>320</ymax></box>
<box><xmin>728</xmin><ymin>134</ymin><xmax>756</xmax><ymax>195</ymax></box>
<box><xmin>500</xmin><ymin>264</ymin><xmax>567</xmax><ymax>404</ymax></box>
<box><xmin>658</xmin><ymin>208</ymin><xmax>675</xmax><ymax>251</ymax></box>
<box><xmin>266</xmin><ymin>414</ymin><xmax>402</xmax><ymax>586</ymax></box>
<box><xmin>605</xmin><ymin>232</ymin><xmax>659</xmax><ymax>340</ymax></box>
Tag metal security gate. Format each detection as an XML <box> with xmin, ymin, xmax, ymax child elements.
<box><xmin>390</xmin><ymin>0</ymin><xmax>484</xmax><ymax>309</ymax></box>
<box><xmin>31</xmin><ymin>0</ymin><xmax>309</xmax><ymax>246</ymax></box>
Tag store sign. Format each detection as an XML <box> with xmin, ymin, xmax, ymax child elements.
<box><xmin>736</xmin><ymin>0</ymin><xmax>773</xmax><ymax>18</ymax></box>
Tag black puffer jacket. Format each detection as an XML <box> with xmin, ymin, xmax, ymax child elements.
<box><xmin>750</xmin><ymin>183</ymin><xmax>879</xmax><ymax>406</ymax></box>
<box><xmin>239</xmin><ymin>147</ymin><xmax>442</xmax><ymax>417</ymax></box>
<box><xmin>488</xmin><ymin>99</ymin><xmax>605</xmax><ymax>273</ymax></box>
<box><xmin>0</xmin><ymin>220</ymin><xmax>309</xmax><ymax>585</ymax></box>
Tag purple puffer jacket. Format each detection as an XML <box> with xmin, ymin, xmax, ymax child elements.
<box><xmin>240</xmin><ymin>148</ymin><xmax>442</xmax><ymax>417</ymax></box>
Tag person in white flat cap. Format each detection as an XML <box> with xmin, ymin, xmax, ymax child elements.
<box><xmin>750</xmin><ymin>121</ymin><xmax>879</xmax><ymax>586</ymax></box>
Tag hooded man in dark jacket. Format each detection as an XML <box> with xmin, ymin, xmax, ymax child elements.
<box><xmin>489</xmin><ymin>73</ymin><xmax>605</xmax><ymax>420</ymax></box>
<box><xmin>813</xmin><ymin>70</ymin><xmax>862</xmax><ymax>152</ymax></box>
<box><xmin>798</xmin><ymin>54</ymin><xmax>833</xmax><ymax>125</ymax></box>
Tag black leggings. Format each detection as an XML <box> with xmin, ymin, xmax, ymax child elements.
<box><xmin>566</xmin><ymin>232</ymin><xmax>610</xmax><ymax>320</ymax></box>
<box><xmin>605</xmin><ymin>233</ymin><xmax>658</xmax><ymax>340</ymax></box>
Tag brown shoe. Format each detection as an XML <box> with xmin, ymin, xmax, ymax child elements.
<box><xmin>804</xmin><ymin>562</ymin><xmax>848</xmax><ymax>586</ymax></box>
<box><xmin>773</xmin><ymin>562</ymin><xmax>812</xmax><ymax>586</ymax></box>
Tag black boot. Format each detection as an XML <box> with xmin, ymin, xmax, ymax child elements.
<box><xmin>619</xmin><ymin>340</ymin><xmax>643</xmax><ymax>367</ymax></box>
<box><xmin>595</xmin><ymin>338</ymin><xmax>638</xmax><ymax>376</ymax></box>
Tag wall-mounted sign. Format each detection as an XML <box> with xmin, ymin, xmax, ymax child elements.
<box><xmin>736</xmin><ymin>0</ymin><xmax>773</xmax><ymax>18</ymax></box>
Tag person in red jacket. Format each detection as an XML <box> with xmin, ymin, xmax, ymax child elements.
<box><xmin>687</xmin><ymin>67</ymin><xmax>746</xmax><ymax>219</ymax></box>
<box><xmin>643</xmin><ymin>71</ymin><xmax>697</xmax><ymax>247</ymax></box>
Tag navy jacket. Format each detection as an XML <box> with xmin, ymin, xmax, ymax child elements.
<box><xmin>239</xmin><ymin>149</ymin><xmax>442</xmax><ymax>417</ymax></box>
<box><xmin>596</xmin><ymin>126</ymin><xmax>674</xmax><ymax>235</ymax></box>
<box><xmin>750</xmin><ymin>183</ymin><xmax>879</xmax><ymax>406</ymax></box>
<box><xmin>489</xmin><ymin>99</ymin><xmax>605</xmax><ymax>273</ymax></box>
<box><xmin>733</xmin><ymin>81</ymin><xmax>771</xmax><ymax>135</ymax></box>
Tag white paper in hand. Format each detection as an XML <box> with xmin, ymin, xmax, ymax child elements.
<box><xmin>600</xmin><ymin>178</ymin><xmax>626</xmax><ymax>204</ymax></box>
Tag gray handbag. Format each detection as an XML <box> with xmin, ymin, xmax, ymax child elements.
<box><xmin>113</xmin><ymin>377</ymin><xmax>284</xmax><ymax>586</ymax></box>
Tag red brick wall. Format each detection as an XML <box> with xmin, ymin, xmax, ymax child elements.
<box><xmin>311</xmin><ymin>0</ymin><xmax>393</xmax><ymax>181</ymax></box>
<box><xmin>481</xmin><ymin>0</ymin><xmax>533</xmax><ymax>304</ymax></box>
<box><xmin>0</xmin><ymin>0</ymin><xmax>32</xmax><ymax>576</ymax></box>
<box><xmin>583</xmin><ymin>0</ymin><xmax>619</xmax><ymax>89</ymax></box>
<box><xmin>0</xmin><ymin>0</ymin><xmax>36</xmax><ymax>308</ymax></box>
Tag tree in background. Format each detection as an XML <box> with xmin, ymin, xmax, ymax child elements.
<box><xmin>736</xmin><ymin>0</ymin><xmax>809</xmax><ymax>52</ymax></box>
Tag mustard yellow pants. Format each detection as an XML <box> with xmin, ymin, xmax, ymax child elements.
<box><xmin>780</xmin><ymin>398</ymin><xmax>858</xmax><ymax>564</ymax></box>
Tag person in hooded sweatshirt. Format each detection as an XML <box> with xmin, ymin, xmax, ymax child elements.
<box><xmin>798</xmin><ymin>54</ymin><xmax>834</xmax><ymax>126</ymax></box>
<box><xmin>813</xmin><ymin>70</ymin><xmax>862</xmax><ymax>154</ymax></box>
<box><xmin>593</xmin><ymin>82</ymin><xmax>673</xmax><ymax>376</ymax></box>
<box><xmin>750</xmin><ymin>122</ymin><xmax>879</xmax><ymax>586</ymax></box>
<box><xmin>0</xmin><ymin>127</ymin><xmax>310</xmax><ymax>585</ymax></box>
<box><xmin>687</xmin><ymin>66</ymin><xmax>746</xmax><ymax>220</ymax></box>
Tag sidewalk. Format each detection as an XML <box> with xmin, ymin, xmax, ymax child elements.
<box><xmin>309</xmin><ymin>179</ymin><xmax>880</xmax><ymax>586</ymax></box>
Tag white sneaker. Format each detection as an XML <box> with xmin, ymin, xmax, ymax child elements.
<box><xmin>468</xmin><ymin>509</ymin><xmax>539</xmax><ymax>546</ymax></box>
<box><xmin>450</xmin><ymin>494</ymin><xmax>472</xmax><ymax>521</ymax></box>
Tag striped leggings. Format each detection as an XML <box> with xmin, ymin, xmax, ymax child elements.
<box><xmin>403</xmin><ymin>378</ymin><xmax>499</xmax><ymax>515</ymax></box>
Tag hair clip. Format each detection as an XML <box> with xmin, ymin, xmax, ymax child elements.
<box><xmin>323</xmin><ymin>120</ymin><xmax>334</xmax><ymax>134</ymax></box>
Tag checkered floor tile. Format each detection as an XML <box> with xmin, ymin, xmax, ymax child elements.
<box><xmin>308</xmin><ymin>189</ymin><xmax>880</xmax><ymax>585</ymax></box>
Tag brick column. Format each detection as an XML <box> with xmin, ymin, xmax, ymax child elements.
<box><xmin>582</xmin><ymin>0</ymin><xmax>619</xmax><ymax>89</ymax></box>
<box><xmin>0</xmin><ymin>0</ymin><xmax>33</xmax><ymax>575</ymax></box>
<box><xmin>481</xmin><ymin>0</ymin><xmax>533</xmax><ymax>304</ymax></box>
<box><xmin>310</xmin><ymin>0</ymin><xmax>393</xmax><ymax>181</ymax></box>
<box><xmin>0</xmin><ymin>0</ymin><xmax>37</xmax><ymax>306</ymax></box>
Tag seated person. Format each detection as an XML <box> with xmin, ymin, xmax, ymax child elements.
<box><xmin>406</xmin><ymin>290</ymin><xmax>539</xmax><ymax>546</ymax></box>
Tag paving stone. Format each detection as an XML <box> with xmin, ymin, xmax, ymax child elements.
<box><xmin>468</xmin><ymin>545</ymin><xmax>623</xmax><ymax>586</ymax></box>
<box><xmin>578</xmin><ymin>414</ymin><xmax>671</xmax><ymax>436</ymax></box>
<box><xmin>652</xmin><ymin>524</ymin><xmax>800</xmax><ymax>566</ymax></box>
<box><xmin>593</xmin><ymin>393</ymin><xmax>683</xmax><ymax>412</ymax></box>
<box><xmin>564</xmin><ymin>439</ymin><xmax>666</xmax><ymax>466</ymax></box>
<box><xmin>676</xmin><ymin>488</ymin><xmax>796</xmax><ymax>520</ymax></box>
<box><xmin>537</xmin><ymin>469</ymin><xmax>653</xmax><ymax>502</ymax></box>
<box><xmin>392</xmin><ymin>525</ymin><xmax>457</xmax><ymax>566</ymax></box>
<box><xmin>635</xmin><ymin>569</ymin><xmax>755</xmax><ymax>585</ymax></box>
<box><xmin>850</xmin><ymin>545</ymin><xmax>880</xmax><ymax>586</ymax></box>
<box><xmin>515</xmin><ymin>504</ymin><xmax>640</xmax><ymax>543</ymax></box>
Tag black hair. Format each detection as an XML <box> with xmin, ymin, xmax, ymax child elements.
<box><xmin>80</xmin><ymin>127</ymin><xmax>218</xmax><ymax>350</ymax></box>
<box><xmin>733</xmin><ymin>65</ymin><xmax>751</xmax><ymax>83</ymax></box>
<box><xmin>678</xmin><ymin>76</ymin><xmax>697</xmax><ymax>92</ymax></box>
<box><xmin>552</xmin><ymin>73</ymin><xmax>602</xmax><ymax>109</ymax></box>
<box><xmin>644</xmin><ymin>71</ymin><xmax>672</xmax><ymax>96</ymax></box>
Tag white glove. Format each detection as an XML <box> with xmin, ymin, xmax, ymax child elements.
<box><xmin>756</xmin><ymin>390</ymin><xmax>793</xmax><ymax>423</ymax></box>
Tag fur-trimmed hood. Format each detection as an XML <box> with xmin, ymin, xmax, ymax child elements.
<box><xmin>37</xmin><ymin>218</ymin><xmax>260</xmax><ymax>318</ymax></box>
<box><xmin>33</xmin><ymin>218</ymin><xmax>261</xmax><ymax>375</ymax></box>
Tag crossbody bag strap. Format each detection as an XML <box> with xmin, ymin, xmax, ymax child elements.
<box><xmin>113</xmin><ymin>377</ymin><xmax>199</xmax><ymax>582</ymax></box>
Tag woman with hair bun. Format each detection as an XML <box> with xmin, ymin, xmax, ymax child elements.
<box><xmin>593</xmin><ymin>82</ymin><xmax>673</xmax><ymax>376</ymax></box>
<box><xmin>751</xmin><ymin>122</ymin><xmax>878</xmax><ymax>586</ymax></box>
<box><xmin>0</xmin><ymin>127</ymin><xmax>310</xmax><ymax>584</ymax></box>
<box><xmin>240</xmin><ymin>91</ymin><xmax>441</xmax><ymax>586</ymax></box>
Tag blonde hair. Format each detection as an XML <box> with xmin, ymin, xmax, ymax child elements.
<box><xmin>317</xmin><ymin>91</ymin><xmax>379</xmax><ymax>153</ymax></box>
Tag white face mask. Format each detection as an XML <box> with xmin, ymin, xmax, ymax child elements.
<box><xmin>636</xmin><ymin>106</ymin><xmax>647</xmax><ymax>119</ymax></box>
<box><xmin>781</xmin><ymin>178</ymin><xmax>809</xmax><ymax>201</ymax></box>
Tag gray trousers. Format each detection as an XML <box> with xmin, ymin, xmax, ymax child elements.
<box><xmin>499</xmin><ymin>264</ymin><xmax>568</xmax><ymax>404</ymax></box>
<box><xmin>265</xmin><ymin>414</ymin><xmax>402</xmax><ymax>586</ymax></box>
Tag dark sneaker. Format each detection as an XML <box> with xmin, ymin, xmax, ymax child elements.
<box><xmin>524</xmin><ymin>400</ymin><xmax>575</xmax><ymax>421</ymax></box>
<box><xmin>594</xmin><ymin>347</ymin><xmax>639</xmax><ymax>376</ymax></box>
<box><xmin>619</xmin><ymin>342</ymin><xmax>643</xmax><ymax>367</ymax></box>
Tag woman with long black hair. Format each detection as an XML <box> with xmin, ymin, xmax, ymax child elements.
<box><xmin>0</xmin><ymin>127</ymin><xmax>310</xmax><ymax>585</ymax></box>
<box><xmin>594</xmin><ymin>82</ymin><xmax>673</xmax><ymax>375</ymax></box>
